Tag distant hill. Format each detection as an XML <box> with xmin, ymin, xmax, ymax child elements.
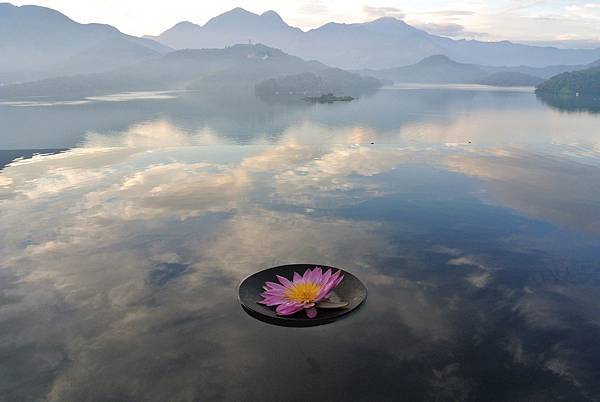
<box><xmin>0</xmin><ymin>44</ymin><xmax>381</xmax><ymax>98</ymax></box>
<box><xmin>358</xmin><ymin>55</ymin><xmax>600</xmax><ymax>86</ymax></box>
<box><xmin>255</xmin><ymin>69</ymin><xmax>381</xmax><ymax>100</ymax></box>
<box><xmin>149</xmin><ymin>7</ymin><xmax>600</xmax><ymax>69</ymax></box>
<box><xmin>536</xmin><ymin>66</ymin><xmax>600</xmax><ymax>96</ymax></box>
<box><xmin>0</xmin><ymin>3</ymin><xmax>170</xmax><ymax>83</ymax></box>
<box><xmin>49</xmin><ymin>36</ymin><xmax>163</xmax><ymax>76</ymax></box>
<box><xmin>483</xmin><ymin>58</ymin><xmax>600</xmax><ymax>79</ymax></box>
<box><xmin>478</xmin><ymin>72</ymin><xmax>544</xmax><ymax>87</ymax></box>
<box><xmin>363</xmin><ymin>55</ymin><xmax>489</xmax><ymax>84</ymax></box>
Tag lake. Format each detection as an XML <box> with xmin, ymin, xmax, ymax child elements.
<box><xmin>1</xmin><ymin>87</ymin><xmax>600</xmax><ymax>401</ymax></box>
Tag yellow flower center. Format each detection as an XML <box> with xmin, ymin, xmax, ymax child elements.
<box><xmin>285</xmin><ymin>282</ymin><xmax>322</xmax><ymax>303</ymax></box>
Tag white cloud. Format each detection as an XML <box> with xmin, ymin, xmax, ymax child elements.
<box><xmin>297</xmin><ymin>0</ymin><xmax>329</xmax><ymax>15</ymax></box>
<box><xmin>363</xmin><ymin>5</ymin><xmax>405</xmax><ymax>19</ymax></box>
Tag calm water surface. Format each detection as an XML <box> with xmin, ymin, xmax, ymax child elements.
<box><xmin>1</xmin><ymin>87</ymin><xmax>600</xmax><ymax>401</ymax></box>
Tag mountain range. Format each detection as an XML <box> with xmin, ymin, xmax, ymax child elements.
<box><xmin>147</xmin><ymin>7</ymin><xmax>600</xmax><ymax>70</ymax></box>
<box><xmin>362</xmin><ymin>55</ymin><xmax>490</xmax><ymax>84</ymax></box>
<box><xmin>0</xmin><ymin>3</ymin><xmax>170</xmax><ymax>84</ymax></box>
<box><xmin>360</xmin><ymin>55</ymin><xmax>600</xmax><ymax>86</ymax></box>
<box><xmin>0</xmin><ymin>44</ymin><xmax>381</xmax><ymax>98</ymax></box>
<box><xmin>2</xmin><ymin>2</ymin><xmax>600</xmax><ymax>95</ymax></box>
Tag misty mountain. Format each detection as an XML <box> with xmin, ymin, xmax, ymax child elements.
<box><xmin>363</xmin><ymin>55</ymin><xmax>489</xmax><ymax>84</ymax></box>
<box><xmin>147</xmin><ymin>8</ymin><xmax>303</xmax><ymax>50</ymax></box>
<box><xmin>0</xmin><ymin>3</ymin><xmax>170</xmax><ymax>83</ymax></box>
<box><xmin>0</xmin><ymin>44</ymin><xmax>380</xmax><ymax>98</ymax></box>
<box><xmin>360</xmin><ymin>55</ymin><xmax>600</xmax><ymax>86</ymax></box>
<box><xmin>149</xmin><ymin>8</ymin><xmax>600</xmax><ymax>69</ymax></box>
<box><xmin>483</xmin><ymin>58</ymin><xmax>600</xmax><ymax>80</ymax></box>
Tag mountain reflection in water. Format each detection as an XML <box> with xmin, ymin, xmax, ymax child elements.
<box><xmin>3</xmin><ymin>88</ymin><xmax>600</xmax><ymax>150</ymax></box>
<box><xmin>1</xmin><ymin>137</ymin><xmax>600</xmax><ymax>401</ymax></box>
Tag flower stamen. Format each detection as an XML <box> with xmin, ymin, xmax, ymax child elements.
<box><xmin>285</xmin><ymin>282</ymin><xmax>322</xmax><ymax>304</ymax></box>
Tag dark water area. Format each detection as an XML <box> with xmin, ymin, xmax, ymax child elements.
<box><xmin>1</xmin><ymin>86</ymin><xmax>600</xmax><ymax>401</ymax></box>
<box><xmin>0</xmin><ymin>149</ymin><xmax>65</xmax><ymax>170</ymax></box>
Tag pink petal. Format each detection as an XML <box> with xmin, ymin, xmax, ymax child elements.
<box><xmin>321</xmin><ymin>269</ymin><xmax>332</xmax><ymax>285</ymax></box>
<box><xmin>321</xmin><ymin>282</ymin><xmax>338</xmax><ymax>297</ymax></box>
<box><xmin>260</xmin><ymin>292</ymin><xmax>285</xmax><ymax>300</ymax></box>
<box><xmin>327</xmin><ymin>271</ymin><xmax>341</xmax><ymax>286</ymax></box>
<box><xmin>276</xmin><ymin>275</ymin><xmax>293</xmax><ymax>288</ymax></box>
<box><xmin>317</xmin><ymin>272</ymin><xmax>344</xmax><ymax>299</ymax></box>
<box><xmin>302</xmin><ymin>268</ymin><xmax>312</xmax><ymax>281</ymax></box>
<box><xmin>293</xmin><ymin>271</ymin><xmax>302</xmax><ymax>282</ymax></box>
<box><xmin>306</xmin><ymin>268</ymin><xmax>316</xmax><ymax>282</ymax></box>
<box><xmin>260</xmin><ymin>296</ymin><xmax>286</xmax><ymax>306</ymax></box>
<box><xmin>265</xmin><ymin>281</ymin><xmax>285</xmax><ymax>291</ymax></box>
<box><xmin>311</xmin><ymin>267</ymin><xmax>323</xmax><ymax>283</ymax></box>
<box><xmin>276</xmin><ymin>302</ymin><xmax>304</xmax><ymax>316</ymax></box>
<box><xmin>329</xmin><ymin>270</ymin><xmax>341</xmax><ymax>283</ymax></box>
<box><xmin>262</xmin><ymin>288</ymin><xmax>286</xmax><ymax>296</ymax></box>
<box><xmin>305</xmin><ymin>306</ymin><xmax>317</xmax><ymax>318</ymax></box>
<box><xmin>315</xmin><ymin>289</ymin><xmax>329</xmax><ymax>301</ymax></box>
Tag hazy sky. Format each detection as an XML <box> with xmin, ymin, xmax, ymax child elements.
<box><xmin>10</xmin><ymin>0</ymin><xmax>600</xmax><ymax>46</ymax></box>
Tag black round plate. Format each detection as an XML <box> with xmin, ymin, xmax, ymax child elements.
<box><xmin>238</xmin><ymin>264</ymin><xmax>367</xmax><ymax>327</ymax></box>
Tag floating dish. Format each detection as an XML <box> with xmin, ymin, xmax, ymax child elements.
<box><xmin>238</xmin><ymin>264</ymin><xmax>367</xmax><ymax>327</ymax></box>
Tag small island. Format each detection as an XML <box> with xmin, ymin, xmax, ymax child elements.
<box><xmin>254</xmin><ymin>70</ymin><xmax>381</xmax><ymax>102</ymax></box>
<box><xmin>304</xmin><ymin>93</ymin><xmax>355</xmax><ymax>103</ymax></box>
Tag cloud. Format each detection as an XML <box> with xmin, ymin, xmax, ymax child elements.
<box><xmin>444</xmin><ymin>149</ymin><xmax>600</xmax><ymax>235</ymax></box>
<box><xmin>519</xmin><ymin>38</ymin><xmax>600</xmax><ymax>49</ymax></box>
<box><xmin>565</xmin><ymin>3</ymin><xmax>600</xmax><ymax>13</ymax></box>
<box><xmin>0</xmin><ymin>142</ymin><xmax>424</xmax><ymax>401</ymax></box>
<box><xmin>0</xmin><ymin>174</ymin><xmax>13</xmax><ymax>186</ymax></box>
<box><xmin>84</xmin><ymin>119</ymin><xmax>229</xmax><ymax>148</ymax></box>
<box><xmin>475</xmin><ymin>1</ymin><xmax>600</xmax><ymax>43</ymax></box>
<box><xmin>272</xmin><ymin>145</ymin><xmax>420</xmax><ymax>207</ymax></box>
<box><xmin>412</xmin><ymin>21</ymin><xmax>487</xmax><ymax>38</ymax></box>
<box><xmin>3</xmin><ymin>137</ymin><xmax>600</xmax><ymax>399</ymax></box>
<box><xmin>466</xmin><ymin>272</ymin><xmax>491</xmax><ymax>288</ymax></box>
<box><xmin>85</xmin><ymin>162</ymin><xmax>251</xmax><ymax>220</ymax></box>
<box><xmin>363</xmin><ymin>5</ymin><xmax>405</xmax><ymax>19</ymax></box>
<box><xmin>297</xmin><ymin>0</ymin><xmax>329</xmax><ymax>15</ymax></box>
<box><xmin>502</xmin><ymin>0</ymin><xmax>555</xmax><ymax>13</ymax></box>
<box><xmin>426</xmin><ymin>10</ymin><xmax>475</xmax><ymax>17</ymax></box>
<box><xmin>240</xmin><ymin>143</ymin><xmax>320</xmax><ymax>171</ymax></box>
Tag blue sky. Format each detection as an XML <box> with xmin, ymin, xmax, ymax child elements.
<box><xmin>10</xmin><ymin>0</ymin><xmax>600</xmax><ymax>46</ymax></box>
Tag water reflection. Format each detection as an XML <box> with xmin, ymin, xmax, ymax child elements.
<box><xmin>1</xmin><ymin>139</ymin><xmax>600</xmax><ymax>401</ymax></box>
<box><xmin>446</xmin><ymin>149</ymin><xmax>600</xmax><ymax>235</ymax></box>
<box><xmin>3</xmin><ymin>88</ymin><xmax>600</xmax><ymax>150</ymax></box>
<box><xmin>537</xmin><ymin>93</ymin><xmax>600</xmax><ymax>114</ymax></box>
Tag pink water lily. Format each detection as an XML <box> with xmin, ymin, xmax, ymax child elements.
<box><xmin>259</xmin><ymin>267</ymin><xmax>344</xmax><ymax>318</ymax></box>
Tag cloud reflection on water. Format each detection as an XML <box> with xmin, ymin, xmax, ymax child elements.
<box><xmin>1</xmin><ymin>133</ymin><xmax>600</xmax><ymax>400</ymax></box>
<box><xmin>445</xmin><ymin>148</ymin><xmax>600</xmax><ymax>234</ymax></box>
